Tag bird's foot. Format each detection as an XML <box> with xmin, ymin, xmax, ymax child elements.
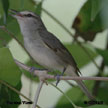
<box><xmin>29</xmin><ymin>67</ymin><xmax>48</xmax><ymax>76</ymax></box>
<box><xmin>55</xmin><ymin>74</ymin><xmax>61</xmax><ymax>86</ymax></box>
<box><xmin>55</xmin><ymin>67</ymin><xmax>66</xmax><ymax>86</ymax></box>
<box><xmin>29</xmin><ymin>67</ymin><xmax>38</xmax><ymax>76</ymax></box>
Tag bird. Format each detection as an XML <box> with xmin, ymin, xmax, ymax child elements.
<box><xmin>10</xmin><ymin>9</ymin><xmax>95</xmax><ymax>100</ymax></box>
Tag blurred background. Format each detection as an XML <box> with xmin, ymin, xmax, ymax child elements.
<box><xmin>0</xmin><ymin>0</ymin><xmax>108</xmax><ymax>108</ymax></box>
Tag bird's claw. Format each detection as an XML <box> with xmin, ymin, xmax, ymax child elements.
<box><xmin>56</xmin><ymin>74</ymin><xmax>61</xmax><ymax>86</ymax></box>
<box><xmin>29</xmin><ymin>67</ymin><xmax>48</xmax><ymax>76</ymax></box>
<box><xmin>29</xmin><ymin>67</ymin><xmax>37</xmax><ymax>76</ymax></box>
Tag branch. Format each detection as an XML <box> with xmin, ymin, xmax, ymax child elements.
<box><xmin>50</xmin><ymin>83</ymin><xmax>77</xmax><ymax>108</ymax></box>
<box><xmin>15</xmin><ymin>59</ymin><xmax>108</xmax><ymax>81</ymax></box>
<box><xmin>32</xmin><ymin>81</ymin><xmax>44</xmax><ymax>108</ymax></box>
<box><xmin>93</xmin><ymin>31</ymin><xmax>108</xmax><ymax>96</ymax></box>
<box><xmin>14</xmin><ymin>59</ymin><xmax>108</xmax><ymax>107</ymax></box>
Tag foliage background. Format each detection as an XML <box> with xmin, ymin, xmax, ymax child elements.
<box><xmin>0</xmin><ymin>0</ymin><xmax>108</xmax><ymax>108</ymax></box>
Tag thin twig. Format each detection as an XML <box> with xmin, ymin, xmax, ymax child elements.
<box><xmin>15</xmin><ymin>59</ymin><xmax>108</xmax><ymax>81</ymax></box>
<box><xmin>93</xmin><ymin>31</ymin><xmax>108</xmax><ymax>96</ymax></box>
<box><xmin>0</xmin><ymin>76</ymin><xmax>41</xmax><ymax>108</ymax></box>
<box><xmin>14</xmin><ymin>59</ymin><xmax>108</xmax><ymax>108</ymax></box>
<box><xmin>28</xmin><ymin>78</ymin><xmax>33</xmax><ymax>108</ymax></box>
<box><xmin>92</xmin><ymin>60</ymin><xmax>105</xmax><ymax>96</ymax></box>
<box><xmin>0</xmin><ymin>80</ymin><xmax>41</xmax><ymax>108</ymax></box>
<box><xmin>0</xmin><ymin>26</ymin><xmax>24</xmax><ymax>49</ymax></box>
<box><xmin>0</xmin><ymin>80</ymin><xmax>32</xmax><ymax>102</ymax></box>
<box><xmin>77</xmin><ymin>41</ymin><xmax>100</xmax><ymax>70</ymax></box>
<box><xmin>32</xmin><ymin>81</ymin><xmax>44</xmax><ymax>108</ymax></box>
<box><xmin>49</xmin><ymin>83</ymin><xmax>80</xmax><ymax>108</ymax></box>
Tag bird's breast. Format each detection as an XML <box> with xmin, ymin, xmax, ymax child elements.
<box><xmin>23</xmin><ymin>36</ymin><xmax>65</xmax><ymax>71</ymax></box>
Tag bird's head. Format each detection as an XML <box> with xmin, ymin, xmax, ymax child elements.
<box><xmin>9</xmin><ymin>9</ymin><xmax>43</xmax><ymax>31</ymax></box>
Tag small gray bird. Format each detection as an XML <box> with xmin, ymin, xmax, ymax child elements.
<box><xmin>10</xmin><ymin>9</ymin><xmax>94</xmax><ymax>100</ymax></box>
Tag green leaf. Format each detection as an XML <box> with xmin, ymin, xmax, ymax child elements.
<box><xmin>0</xmin><ymin>47</ymin><xmax>21</xmax><ymax>86</ymax></box>
<box><xmin>1</xmin><ymin>0</ymin><xmax>9</xmax><ymax>24</ymax></box>
<box><xmin>0</xmin><ymin>1</ymin><xmax>4</xmax><ymax>15</ymax></box>
<box><xmin>65</xmin><ymin>43</ymin><xmax>98</xmax><ymax>68</ymax></box>
<box><xmin>97</xmin><ymin>82</ymin><xmax>108</xmax><ymax>104</ymax></box>
<box><xmin>0</xmin><ymin>81</ymin><xmax>22</xmax><ymax>108</ymax></box>
<box><xmin>91</xmin><ymin>0</ymin><xmax>102</xmax><ymax>21</ymax></box>
<box><xmin>72</xmin><ymin>0</ymin><xmax>108</xmax><ymax>41</ymax></box>
<box><xmin>19</xmin><ymin>0</ymin><xmax>35</xmax><ymax>11</ymax></box>
<box><xmin>35</xmin><ymin>1</ymin><xmax>43</xmax><ymax>16</ymax></box>
<box><xmin>55</xmin><ymin>81</ymin><xmax>95</xmax><ymax>108</ymax></box>
<box><xmin>1</xmin><ymin>0</ymin><xmax>9</xmax><ymax>16</ymax></box>
<box><xmin>21</xmin><ymin>59</ymin><xmax>40</xmax><ymax>82</ymax></box>
<box><xmin>0</xmin><ymin>0</ymin><xmax>37</xmax><ymax>46</ymax></box>
<box><xmin>96</xmin><ymin>48</ymin><xmax>108</xmax><ymax>65</ymax></box>
<box><xmin>0</xmin><ymin>16</ymin><xmax>23</xmax><ymax>47</ymax></box>
<box><xmin>8</xmin><ymin>0</ymin><xmax>35</xmax><ymax>11</ymax></box>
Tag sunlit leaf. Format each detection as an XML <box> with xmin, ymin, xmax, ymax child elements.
<box><xmin>0</xmin><ymin>0</ymin><xmax>37</xmax><ymax>46</ymax></box>
<box><xmin>96</xmin><ymin>81</ymin><xmax>108</xmax><ymax>104</ymax></box>
<box><xmin>96</xmin><ymin>48</ymin><xmax>108</xmax><ymax>66</ymax></box>
<box><xmin>35</xmin><ymin>1</ymin><xmax>43</xmax><ymax>16</ymax></box>
<box><xmin>72</xmin><ymin>0</ymin><xmax>108</xmax><ymax>41</ymax></box>
<box><xmin>91</xmin><ymin>0</ymin><xmax>102</xmax><ymax>21</ymax></box>
<box><xmin>0</xmin><ymin>47</ymin><xmax>21</xmax><ymax>86</ymax></box>
<box><xmin>1</xmin><ymin>0</ymin><xmax>9</xmax><ymax>24</ymax></box>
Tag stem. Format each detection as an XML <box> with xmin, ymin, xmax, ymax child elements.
<box><xmin>92</xmin><ymin>60</ymin><xmax>105</xmax><ymax>96</ymax></box>
<box><xmin>15</xmin><ymin>59</ymin><xmax>108</xmax><ymax>81</ymax></box>
<box><xmin>49</xmin><ymin>83</ymin><xmax>80</xmax><ymax>108</ymax></box>
<box><xmin>92</xmin><ymin>32</ymin><xmax>108</xmax><ymax>96</ymax></box>
<box><xmin>0</xmin><ymin>26</ymin><xmax>24</xmax><ymax>50</ymax></box>
<box><xmin>28</xmin><ymin>78</ymin><xmax>33</xmax><ymax>108</ymax></box>
<box><xmin>77</xmin><ymin>41</ymin><xmax>100</xmax><ymax>70</ymax></box>
<box><xmin>32</xmin><ymin>81</ymin><xmax>44</xmax><ymax>108</ymax></box>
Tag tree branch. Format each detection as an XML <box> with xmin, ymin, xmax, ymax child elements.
<box><xmin>32</xmin><ymin>81</ymin><xmax>44</xmax><ymax>108</ymax></box>
<box><xmin>15</xmin><ymin>59</ymin><xmax>108</xmax><ymax>82</ymax></box>
<box><xmin>92</xmin><ymin>32</ymin><xmax>108</xmax><ymax>96</ymax></box>
<box><xmin>14</xmin><ymin>59</ymin><xmax>108</xmax><ymax>107</ymax></box>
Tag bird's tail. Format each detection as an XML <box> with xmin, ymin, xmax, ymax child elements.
<box><xmin>66</xmin><ymin>65</ymin><xmax>95</xmax><ymax>100</ymax></box>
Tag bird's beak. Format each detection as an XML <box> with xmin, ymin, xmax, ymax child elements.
<box><xmin>9</xmin><ymin>9</ymin><xmax>23</xmax><ymax>18</ymax></box>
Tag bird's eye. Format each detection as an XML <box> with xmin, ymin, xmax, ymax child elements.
<box><xmin>24</xmin><ymin>14</ymin><xmax>32</xmax><ymax>17</ymax></box>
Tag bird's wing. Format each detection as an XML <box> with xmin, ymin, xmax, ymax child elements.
<box><xmin>38</xmin><ymin>29</ymin><xmax>77</xmax><ymax>68</ymax></box>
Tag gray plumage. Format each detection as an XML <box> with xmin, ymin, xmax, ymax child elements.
<box><xmin>38</xmin><ymin>29</ymin><xmax>77</xmax><ymax>67</ymax></box>
<box><xmin>11</xmin><ymin>10</ymin><xmax>95</xmax><ymax>100</ymax></box>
